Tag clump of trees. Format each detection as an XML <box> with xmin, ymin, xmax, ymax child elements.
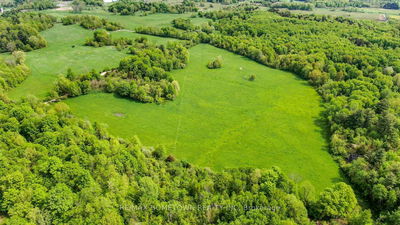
<box><xmin>198</xmin><ymin>10</ymin><xmax>251</xmax><ymax>20</ymax></box>
<box><xmin>136</xmin><ymin>26</ymin><xmax>204</xmax><ymax>44</ymax></box>
<box><xmin>61</xmin><ymin>15</ymin><xmax>122</xmax><ymax>31</ymax></box>
<box><xmin>207</xmin><ymin>56</ymin><xmax>223</xmax><ymax>69</ymax></box>
<box><xmin>81</xmin><ymin>0</ymin><xmax>103</xmax><ymax>7</ymax></box>
<box><xmin>0</xmin><ymin>51</ymin><xmax>30</xmax><ymax>90</ymax></box>
<box><xmin>19</xmin><ymin>0</ymin><xmax>56</xmax><ymax>10</ymax></box>
<box><xmin>172</xmin><ymin>18</ymin><xmax>196</xmax><ymax>31</ymax></box>
<box><xmin>53</xmin><ymin>40</ymin><xmax>188</xmax><ymax>103</ymax></box>
<box><xmin>0</xmin><ymin>12</ymin><xmax>56</xmax><ymax>52</ymax></box>
<box><xmin>85</xmin><ymin>29</ymin><xmax>112</xmax><ymax>47</ymax></box>
<box><xmin>108</xmin><ymin>0</ymin><xmax>198</xmax><ymax>15</ymax></box>
<box><xmin>5</xmin><ymin>0</ymin><xmax>57</xmax><ymax>10</ymax></box>
<box><xmin>383</xmin><ymin>2</ymin><xmax>399</xmax><ymax>9</ymax></box>
<box><xmin>270</xmin><ymin>2</ymin><xmax>314</xmax><ymax>11</ymax></box>
<box><xmin>84</xmin><ymin>29</ymin><xmax>133</xmax><ymax>48</ymax></box>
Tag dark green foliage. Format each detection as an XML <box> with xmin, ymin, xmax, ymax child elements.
<box><xmin>135</xmin><ymin>26</ymin><xmax>207</xmax><ymax>46</ymax></box>
<box><xmin>198</xmin><ymin>10</ymin><xmax>251</xmax><ymax>20</ymax></box>
<box><xmin>85</xmin><ymin>29</ymin><xmax>133</xmax><ymax>48</ymax></box>
<box><xmin>108</xmin><ymin>0</ymin><xmax>198</xmax><ymax>15</ymax></box>
<box><xmin>17</xmin><ymin>0</ymin><xmax>57</xmax><ymax>10</ymax></box>
<box><xmin>85</xmin><ymin>29</ymin><xmax>112</xmax><ymax>47</ymax></box>
<box><xmin>61</xmin><ymin>15</ymin><xmax>122</xmax><ymax>31</ymax></box>
<box><xmin>383</xmin><ymin>2</ymin><xmax>399</xmax><ymax>9</ymax></box>
<box><xmin>54</xmin><ymin>40</ymin><xmax>188</xmax><ymax>103</ymax></box>
<box><xmin>313</xmin><ymin>0</ymin><xmax>370</xmax><ymax>8</ymax></box>
<box><xmin>270</xmin><ymin>2</ymin><xmax>314</xmax><ymax>11</ymax></box>
<box><xmin>81</xmin><ymin>0</ymin><xmax>103</xmax><ymax>7</ymax></box>
<box><xmin>249</xmin><ymin>74</ymin><xmax>256</xmax><ymax>81</ymax></box>
<box><xmin>0</xmin><ymin>97</ymin><xmax>318</xmax><ymax>224</ymax></box>
<box><xmin>0</xmin><ymin>12</ymin><xmax>56</xmax><ymax>52</ymax></box>
<box><xmin>172</xmin><ymin>18</ymin><xmax>196</xmax><ymax>31</ymax></box>
<box><xmin>312</xmin><ymin>183</ymin><xmax>357</xmax><ymax>219</ymax></box>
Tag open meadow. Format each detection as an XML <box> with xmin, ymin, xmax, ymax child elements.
<box><xmin>7</xmin><ymin>22</ymin><xmax>178</xmax><ymax>99</ymax></box>
<box><xmin>65</xmin><ymin>44</ymin><xmax>342</xmax><ymax>191</ymax></box>
<box><xmin>6</xmin><ymin>11</ymin><xmax>343</xmax><ymax>191</ymax></box>
<box><xmin>4</xmin><ymin>5</ymin><xmax>396</xmax><ymax>223</ymax></box>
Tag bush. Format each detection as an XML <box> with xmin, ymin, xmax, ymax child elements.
<box><xmin>207</xmin><ymin>56</ymin><xmax>223</xmax><ymax>69</ymax></box>
<box><xmin>249</xmin><ymin>74</ymin><xmax>256</xmax><ymax>81</ymax></box>
<box><xmin>85</xmin><ymin>29</ymin><xmax>112</xmax><ymax>47</ymax></box>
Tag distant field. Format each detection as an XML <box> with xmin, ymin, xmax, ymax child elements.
<box><xmin>292</xmin><ymin>7</ymin><xmax>400</xmax><ymax>21</ymax></box>
<box><xmin>65</xmin><ymin>44</ymin><xmax>343</xmax><ymax>191</ymax></box>
<box><xmin>7</xmin><ymin>23</ymin><xmax>178</xmax><ymax>99</ymax></box>
<box><xmin>42</xmin><ymin>10</ymin><xmax>211</xmax><ymax>30</ymax></box>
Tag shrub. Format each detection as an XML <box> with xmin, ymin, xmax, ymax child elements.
<box><xmin>207</xmin><ymin>56</ymin><xmax>223</xmax><ymax>69</ymax></box>
<box><xmin>249</xmin><ymin>74</ymin><xmax>256</xmax><ymax>81</ymax></box>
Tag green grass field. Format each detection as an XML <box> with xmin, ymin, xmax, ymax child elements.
<box><xmin>7</xmin><ymin>23</ymin><xmax>178</xmax><ymax>99</ymax></box>
<box><xmin>65</xmin><ymin>44</ymin><xmax>343</xmax><ymax>191</ymax></box>
<box><xmin>43</xmin><ymin>10</ymin><xmax>211</xmax><ymax>30</ymax></box>
<box><xmin>292</xmin><ymin>7</ymin><xmax>400</xmax><ymax>21</ymax></box>
<box><xmin>7</xmin><ymin>11</ymin><xmax>343</xmax><ymax>191</ymax></box>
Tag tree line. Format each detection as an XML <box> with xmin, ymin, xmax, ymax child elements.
<box><xmin>108</xmin><ymin>0</ymin><xmax>198</xmax><ymax>16</ymax></box>
<box><xmin>61</xmin><ymin>15</ymin><xmax>122</xmax><ymax>31</ymax></box>
<box><xmin>270</xmin><ymin>2</ymin><xmax>314</xmax><ymax>11</ymax></box>
<box><xmin>0</xmin><ymin>93</ymin><xmax>370</xmax><ymax>224</ymax></box>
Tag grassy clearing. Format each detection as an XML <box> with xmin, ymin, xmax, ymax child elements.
<box><xmin>292</xmin><ymin>7</ymin><xmax>400</xmax><ymax>21</ymax></box>
<box><xmin>7</xmin><ymin>11</ymin><xmax>342</xmax><ymax>191</ymax></box>
<box><xmin>65</xmin><ymin>44</ymin><xmax>343</xmax><ymax>191</ymax></box>
<box><xmin>43</xmin><ymin>10</ymin><xmax>211</xmax><ymax>30</ymax></box>
<box><xmin>7</xmin><ymin>24</ymin><xmax>178</xmax><ymax>99</ymax></box>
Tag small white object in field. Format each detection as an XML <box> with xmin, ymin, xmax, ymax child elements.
<box><xmin>240</xmin><ymin>67</ymin><xmax>243</xmax><ymax>70</ymax></box>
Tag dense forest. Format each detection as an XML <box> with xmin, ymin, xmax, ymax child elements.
<box><xmin>135</xmin><ymin>9</ymin><xmax>400</xmax><ymax>223</ymax></box>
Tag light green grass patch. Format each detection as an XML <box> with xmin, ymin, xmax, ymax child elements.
<box><xmin>43</xmin><ymin>10</ymin><xmax>211</xmax><ymax>30</ymax></box>
<box><xmin>291</xmin><ymin>7</ymin><xmax>400</xmax><ymax>21</ymax></box>
<box><xmin>7</xmin><ymin>24</ymin><xmax>178</xmax><ymax>99</ymax></box>
<box><xmin>65</xmin><ymin>44</ymin><xmax>343</xmax><ymax>191</ymax></box>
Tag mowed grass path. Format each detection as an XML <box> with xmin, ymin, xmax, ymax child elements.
<box><xmin>66</xmin><ymin>44</ymin><xmax>342</xmax><ymax>191</ymax></box>
<box><xmin>8</xmin><ymin>23</ymin><xmax>177</xmax><ymax>99</ymax></box>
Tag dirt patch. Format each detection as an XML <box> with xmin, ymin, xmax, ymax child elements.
<box><xmin>114</xmin><ymin>113</ymin><xmax>125</xmax><ymax>117</ymax></box>
<box><xmin>56</xmin><ymin>6</ymin><xmax>72</xmax><ymax>11</ymax></box>
<box><xmin>56</xmin><ymin>2</ymin><xmax>72</xmax><ymax>11</ymax></box>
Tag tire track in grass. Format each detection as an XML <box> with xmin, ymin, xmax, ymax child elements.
<box><xmin>173</xmin><ymin>75</ymin><xmax>187</xmax><ymax>151</ymax></box>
